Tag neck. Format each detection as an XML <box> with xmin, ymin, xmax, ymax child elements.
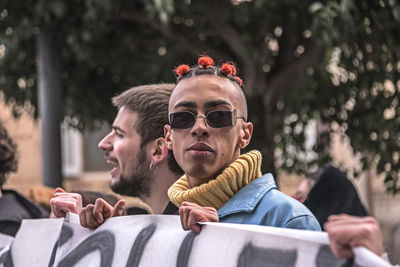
<box><xmin>141</xmin><ymin>163</ymin><xmax>179</xmax><ymax>214</ymax></box>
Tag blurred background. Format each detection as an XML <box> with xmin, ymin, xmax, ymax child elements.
<box><xmin>0</xmin><ymin>0</ymin><xmax>400</xmax><ymax>263</ymax></box>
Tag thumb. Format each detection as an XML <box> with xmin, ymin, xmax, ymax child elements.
<box><xmin>111</xmin><ymin>200</ymin><xmax>126</xmax><ymax>217</ymax></box>
<box><xmin>55</xmin><ymin>187</ymin><xmax>65</xmax><ymax>194</ymax></box>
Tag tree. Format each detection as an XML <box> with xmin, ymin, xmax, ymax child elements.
<box><xmin>0</xmin><ymin>0</ymin><xmax>399</xmax><ymax>192</ymax></box>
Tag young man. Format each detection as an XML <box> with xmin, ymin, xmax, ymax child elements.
<box><xmin>50</xmin><ymin>84</ymin><xmax>183</xmax><ymax>227</ymax></box>
<box><xmin>0</xmin><ymin>120</ymin><xmax>48</xmax><ymax>236</ymax></box>
<box><xmin>164</xmin><ymin>56</ymin><xmax>320</xmax><ymax>233</ymax></box>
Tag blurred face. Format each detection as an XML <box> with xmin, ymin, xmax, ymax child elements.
<box><xmin>165</xmin><ymin>75</ymin><xmax>252</xmax><ymax>188</ymax></box>
<box><xmin>98</xmin><ymin>107</ymin><xmax>152</xmax><ymax>197</ymax></box>
<box><xmin>294</xmin><ymin>179</ymin><xmax>313</xmax><ymax>203</ymax></box>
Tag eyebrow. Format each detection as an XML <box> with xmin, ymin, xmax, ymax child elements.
<box><xmin>173</xmin><ymin>101</ymin><xmax>197</xmax><ymax>110</ymax></box>
<box><xmin>112</xmin><ymin>126</ymin><xmax>126</xmax><ymax>134</ymax></box>
<box><xmin>203</xmin><ymin>100</ymin><xmax>232</xmax><ymax>109</ymax></box>
<box><xmin>174</xmin><ymin>99</ymin><xmax>232</xmax><ymax>110</ymax></box>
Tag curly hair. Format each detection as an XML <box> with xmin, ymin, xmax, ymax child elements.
<box><xmin>0</xmin><ymin>120</ymin><xmax>18</xmax><ymax>188</ymax></box>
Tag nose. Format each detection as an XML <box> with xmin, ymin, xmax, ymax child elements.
<box><xmin>190</xmin><ymin>115</ymin><xmax>209</xmax><ymax>138</ymax></box>
<box><xmin>98</xmin><ymin>132</ymin><xmax>113</xmax><ymax>151</ymax></box>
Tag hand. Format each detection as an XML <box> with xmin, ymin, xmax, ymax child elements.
<box><xmin>179</xmin><ymin>201</ymin><xmax>219</xmax><ymax>234</ymax></box>
<box><xmin>324</xmin><ymin>214</ymin><xmax>385</xmax><ymax>259</ymax></box>
<box><xmin>79</xmin><ymin>198</ymin><xmax>126</xmax><ymax>229</ymax></box>
<box><xmin>50</xmin><ymin>187</ymin><xmax>83</xmax><ymax>218</ymax></box>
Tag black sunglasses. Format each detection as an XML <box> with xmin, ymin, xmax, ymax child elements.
<box><xmin>169</xmin><ymin>109</ymin><xmax>245</xmax><ymax>129</ymax></box>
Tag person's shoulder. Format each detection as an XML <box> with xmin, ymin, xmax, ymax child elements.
<box><xmin>2</xmin><ymin>189</ymin><xmax>48</xmax><ymax>218</ymax></box>
<box><xmin>257</xmin><ymin>186</ymin><xmax>321</xmax><ymax>231</ymax></box>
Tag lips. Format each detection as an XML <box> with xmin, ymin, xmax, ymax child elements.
<box><xmin>104</xmin><ymin>155</ymin><xmax>120</xmax><ymax>179</ymax></box>
<box><xmin>186</xmin><ymin>143</ymin><xmax>214</xmax><ymax>157</ymax></box>
<box><xmin>187</xmin><ymin>143</ymin><xmax>214</xmax><ymax>152</ymax></box>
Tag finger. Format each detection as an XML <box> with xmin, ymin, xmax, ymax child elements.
<box><xmin>50</xmin><ymin>197</ymin><xmax>82</xmax><ymax>215</ymax></box>
<box><xmin>85</xmin><ymin>205</ymin><xmax>101</xmax><ymax>228</ymax></box>
<box><xmin>79</xmin><ymin>207</ymin><xmax>89</xmax><ymax>228</ymax></box>
<box><xmin>54</xmin><ymin>187</ymin><xmax>65</xmax><ymax>194</ymax></box>
<box><xmin>179</xmin><ymin>206</ymin><xmax>189</xmax><ymax>231</ymax></box>
<box><xmin>111</xmin><ymin>200</ymin><xmax>126</xmax><ymax>217</ymax></box>
<box><xmin>187</xmin><ymin>209</ymin><xmax>202</xmax><ymax>234</ymax></box>
<box><xmin>181</xmin><ymin>201</ymin><xmax>200</xmax><ymax>208</ymax></box>
<box><xmin>93</xmin><ymin>199</ymin><xmax>107</xmax><ymax>224</ymax></box>
<box><xmin>329</xmin><ymin>239</ymin><xmax>354</xmax><ymax>259</ymax></box>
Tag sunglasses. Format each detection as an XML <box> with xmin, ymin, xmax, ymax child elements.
<box><xmin>169</xmin><ymin>109</ymin><xmax>245</xmax><ymax>129</ymax></box>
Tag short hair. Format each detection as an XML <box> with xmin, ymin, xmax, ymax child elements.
<box><xmin>0</xmin><ymin>120</ymin><xmax>18</xmax><ymax>188</ymax></box>
<box><xmin>174</xmin><ymin>56</ymin><xmax>248</xmax><ymax>119</ymax></box>
<box><xmin>112</xmin><ymin>84</ymin><xmax>183</xmax><ymax>176</ymax></box>
<box><xmin>112</xmin><ymin>84</ymin><xmax>174</xmax><ymax>147</ymax></box>
<box><xmin>174</xmin><ymin>55</ymin><xmax>243</xmax><ymax>88</ymax></box>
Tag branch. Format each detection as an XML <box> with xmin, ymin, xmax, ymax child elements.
<box><xmin>264</xmin><ymin>40</ymin><xmax>322</xmax><ymax>107</ymax></box>
<box><xmin>116</xmin><ymin>11</ymin><xmax>228</xmax><ymax>60</ymax></box>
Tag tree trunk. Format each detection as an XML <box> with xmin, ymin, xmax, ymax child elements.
<box><xmin>247</xmin><ymin>94</ymin><xmax>277</xmax><ymax>180</ymax></box>
<box><xmin>36</xmin><ymin>32</ymin><xmax>63</xmax><ymax>188</ymax></box>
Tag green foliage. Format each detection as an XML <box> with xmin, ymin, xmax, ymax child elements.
<box><xmin>0</xmin><ymin>0</ymin><xmax>399</xmax><ymax>192</ymax></box>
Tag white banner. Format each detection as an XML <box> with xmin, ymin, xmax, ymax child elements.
<box><xmin>0</xmin><ymin>214</ymin><xmax>392</xmax><ymax>267</ymax></box>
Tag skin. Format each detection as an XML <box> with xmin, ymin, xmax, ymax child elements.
<box><xmin>164</xmin><ymin>75</ymin><xmax>253</xmax><ymax>233</ymax></box>
<box><xmin>80</xmin><ymin>198</ymin><xmax>126</xmax><ymax>229</ymax></box>
<box><xmin>324</xmin><ymin>214</ymin><xmax>385</xmax><ymax>259</ymax></box>
<box><xmin>98</xmin><ymin>107</ymin><xmax>146</xmax><ymax>194</ymax></box>
<box><xmin>179</xmin><ymin>201</ymin><xmax>219</xmax><ymax>234</ymax></box>
<box><xmin>164</xmin><ymin>75</ymin><xmax>252</xmax><ymax>188</ymax></box>
<box><xmin>294</xmin><ymin>178</ymin><xmax>315</xmax><ymax>203</ymax></box>
<box><xmin>50</xmin><ymin>188</ymin><xmax>83</xmax><ymax>218</ymax></box>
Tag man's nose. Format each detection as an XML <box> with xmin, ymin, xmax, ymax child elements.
<box><xmin>98</xmin><ymin>133</ymin><xmax>113</xmax><ymax>150</ymax></box>
<box><xmin>190</xmin><ymin>115</ymin><xmax>209</xmax><ymax>137</ymax></box>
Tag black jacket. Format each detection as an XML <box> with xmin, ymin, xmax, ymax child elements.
<box><xmin>0</xmin><ymin>189</ymin><xmax>48</xmax><ymax>237</ymax></box>
<box><xmin>303</xmin><ymin>165</ymin><xmax>368</xmax><ymax>229</ymax></box>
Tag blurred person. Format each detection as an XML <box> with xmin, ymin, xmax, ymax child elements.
<box><xmin>325</xmin><ymin>214</ymin><xmax>397</xmax><ymax>266</ymax></box>
<box><xmin>164</xmin><ymin>56</ymin><xmax>320</xmax><ymax>233</ymax></box>
<box><xmin>0</xmin><ymin>120</ymin><xmax>48</xmax><ymax>236</ymax></box>
<box><xmin>50</xmin><ymin>84</ymin><xmax>184</xmax><ymax>228</ymax></box>
<box><xmin>294</xmin><ymin>164</ymin><xmax>367</xmax><ymax>228</ymax></box>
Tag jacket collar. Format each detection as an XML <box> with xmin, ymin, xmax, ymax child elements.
<box><xmin>217</xmin><ymin>173</ymin><xmax>276</xmax><ymax>218</ymax></box>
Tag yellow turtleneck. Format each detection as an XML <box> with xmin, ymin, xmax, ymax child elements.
<box><xmin>167</xmin><ymin>150</ymin><xmax>262</xmax><ymax>210</ymax></box>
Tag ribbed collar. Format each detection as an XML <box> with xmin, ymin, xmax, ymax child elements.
<box><xmin>167</xmin><ymin>150</ymin><xmax>262</xmax><ymax>210</ymax></box>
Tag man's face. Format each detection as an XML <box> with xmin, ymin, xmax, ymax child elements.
<box><xmin>165</xmin><ymin>75</ymin><xmax>252</xmax><ymax>187</ymax></box>
<box><xmin>98</xmin><ymin>107</ymin><xmax>152</xmax><ymax>197</ymax></box>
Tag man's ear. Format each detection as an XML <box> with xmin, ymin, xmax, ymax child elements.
<box><xmin>164</xmin><ymin>124</ymin><xmax>173</xmax><ymax>150</ymax></box>
<box><xmin>238</xmin><ymin>122</ymin><xmax>253</xmax><ymax>149</ymax></box>
<box><xmin>150</xmin><ymin>137</ymin><xmax>169</xmax><ymax>166</ymax></box>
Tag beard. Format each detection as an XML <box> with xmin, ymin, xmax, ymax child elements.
<box><xmin>110</xmin><ymin>149</ymin><xmax>154</xmax><ymax>198</ymax></box>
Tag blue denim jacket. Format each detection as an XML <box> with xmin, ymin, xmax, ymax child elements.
<box><xmin>218</xmin><ymin>174</ymin><xmax>321</xmax><ymax>231</ymax></box>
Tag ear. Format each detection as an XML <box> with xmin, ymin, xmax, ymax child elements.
<box><xmin>238</xmin><ymin>122</ymin><xmax>253</xmax><ymax>149</ymax></box>
<box><xmin>150</xmin><ymin>137</ymin><xmax>169</xmax><ymax>166</ymax></box>
<box><xmin>164</xmin><ymin>124</ymin><xmax>173</xmax><ymax>150</ymax></box>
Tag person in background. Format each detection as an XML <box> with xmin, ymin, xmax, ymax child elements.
<box><xmin>0</xmin><ymin>120</ymin><xmax>48</xmax><ymax>236</ymax></box>
<box><xmin>294</xmin><ymin>164</ymin><xmax>367</xmax><ymax>228</ymax></box>
<box><xmin>50</xmin><ymin>84</ymin><xmax>183</xmax><ymax>228</ymax></box>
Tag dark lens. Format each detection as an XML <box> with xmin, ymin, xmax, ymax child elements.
<box><xmin>170</xmin><ymin>112</ymin><xmax>196</xmax><ymax>129</ymax></box>
<box><xmin>206</xmin><ymin>110</ymin><xmax>233</xmax><ymax>128</ymax></box>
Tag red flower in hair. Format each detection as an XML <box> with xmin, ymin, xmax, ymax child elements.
<box><xmin>175</xmin><ymin>64</ymin><xmax>190</xmax><ymax>76</ymax></box>
<box><xmin>198</xmin><ymin>56</ymin><xmax>214</xmax><ymax>69</ymax></box>
<box><xmin>221</xmin><ymin>63</ymin><xmax>237</xmax><ymax>76</ymax></box>
<box><xmin>234</xmin><ymin>76</ymin><xmax>243</xmax><ymax>86</ymax></box>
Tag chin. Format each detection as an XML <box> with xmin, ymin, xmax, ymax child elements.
<box><xmin>187</xmin><ymin>166</ymin><xmax>216</xmax><ymax>180</ymax></box>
